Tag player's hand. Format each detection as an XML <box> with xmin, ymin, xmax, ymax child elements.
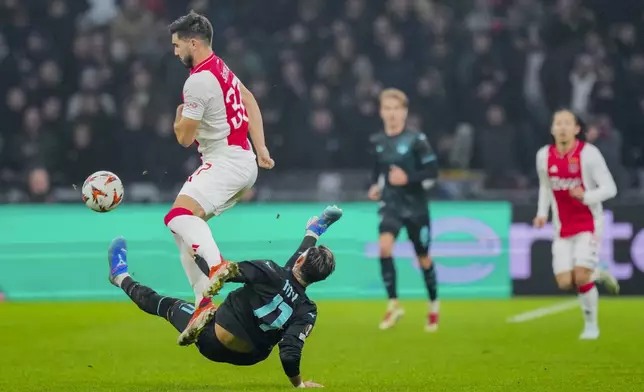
<box><xmin>368</xmin><ymin>184</ymin><xmax>381</xmax><ymax>201</ymax></box>
<box><xmin>175</xmin><ymin>104</ymin><xmax>183</xmax><ymax>120</ymax></box>
<box><xmin>299</xmin><ymin>380</ymin><xmax>324</xmax><ymax>388</ymax></box>
<box><xmin>388</xmin><ymin>165</ymin><xmax>408</xmax><ymax>186</ymax></box>
<box><xmin>570</xmin><ymin>186</ymin><xmax>584</xmax><ymax>201</ymax></box>
<box><xmin>533</xmin><ymin>216</ymin><xmax>547</xmax><ymax>228</ymax></box>
<box><xmin>257</xmin><ymin>146</ymin><xmax>275</xmax><ymax>169</ymax></box>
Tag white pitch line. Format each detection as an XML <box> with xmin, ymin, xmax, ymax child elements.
<box><xmin>507</xmin><ymin>299</ymin><xmax>579</xmax><ymax>323</ymax></box>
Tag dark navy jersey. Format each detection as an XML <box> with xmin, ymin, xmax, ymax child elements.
<box><xmin>370</xmin><ymin>129</ymin><xmax>438</xmax><ymax>217</ymax></box>
<box><xmin>218</xmin><ymin>260</ymin><xmax>317</xmax><ymax>377</ymax></box>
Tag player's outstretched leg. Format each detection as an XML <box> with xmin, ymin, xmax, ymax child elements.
<box><xmin>108</xmin><ymin>237</ymin><xmax>195</xmax><ymax>333</ymax></box>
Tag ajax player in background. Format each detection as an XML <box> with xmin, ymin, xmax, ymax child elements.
<box><xmin>164</xmin><ymin>11</ymin><xmax>275</xmax><ymax>345</ymax></box>
<box><xmin>533</xmin><ymin>109</ymin><xmax>620</xmax><ymax>340</ymax></box>
<box><xmin>368</xmin><ymin>89</ymin><xmax>440</xmax><ymax>332</ymax></box>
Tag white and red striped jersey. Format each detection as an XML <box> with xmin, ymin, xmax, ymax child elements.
<box><xmin>181</xmin><ymin>53</ymin><xmax>254</xmax><ymax>160</ymax></box>
<box><xmin>536</xmin><ymin>141</ymin><xmax>617</xmax><ymax>238</ymax></box>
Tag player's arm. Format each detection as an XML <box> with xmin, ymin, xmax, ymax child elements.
<box><xmin>240</xmin><ymin>83</ymin><xmax>265</xmax><ymax>150</ymax></box>
<box><xmin>284</xmin><ymin>235</ymin><xmax>317</xmax><ymax>271</ymax></box>
<box><xmin>407</xmin><ymin>132</ymin><xmax>438</xmax><ymax>189</ymax></box>
<box><xmin>174</xmin><ymin>104</ymin><xmax>199</xmax><ymax>147</ymax></box>
<box><xmin>278</xmin><ymin>310</ymin><xmax>317</xmax><ymax>388</ymax></box>
<box><xmin>581</xmin><ymin>146</ymin><xmax>617</xmax><ymax>205</ymax></box>
<box><xmin>240</xmin><ymin>82</ymin><xmax>274</xmax><ymax>168</ymax></box>
<box><xmin>174</xmin><ymin>74</ymin><xmax>209</xmax><ymax>147</ymax></box>
<box><xmin>535</xmin><ymin>148</ymin><xmax>551</xmax><ymax>219</ymax></box>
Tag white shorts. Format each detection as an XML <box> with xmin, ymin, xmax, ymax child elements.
<box><xmin>178</xmin><ymin>147</ymin><xmax>257</xmax><ymax>216</ymax></box>
<box><xmin>552</xmin><ymin>232</ymin><xmax>599</xmax><ymax>275</ymax></box>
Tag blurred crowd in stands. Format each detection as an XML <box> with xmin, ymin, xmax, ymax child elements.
<box><xmin>1</xmin><ymin>0</ymin><xmax>644</xmax><ymax>202</ymax></box>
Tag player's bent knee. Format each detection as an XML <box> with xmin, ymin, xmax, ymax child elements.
<box><xmin>379</xmin><ymin>245</ymin><xmax>394</xmax><ymax>258</ymax></box>
<box><xmin>172</xmin><ymin>194</ymin><xmax>207</xmax><ymax>218</ymax></box>
<box><xmin>379</xmin><ymin>233</ymin><xmax>395</xmax><ymax>257</ymax></box>
<box><xmin>573</xmin><ymin>266</ymin><xmax>594</xmax><ymax>286</ymax></box>
<box><xmin>557</xmin><ymin>280</ymin><xmax>573</xmax><ymax>290</ymax></box>
<box><xmin>555</xmin><ymin>273</ymin><xmax>573</xmax><ymax>290</ymax></box>
<box><xmin>418</xmin><ymin>255</ymin><xmax>432</xmax><ymax>269</ymax></box>
<box><xmin>164</xmin><ymin>207</ymin><xmax>194</xmax><ymax>227</ymax></box>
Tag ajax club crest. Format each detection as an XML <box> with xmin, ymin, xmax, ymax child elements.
<box><xmin>568</xmin><ymin>157</ymin><xmax>579</xmax><ymax>173</ymax></box>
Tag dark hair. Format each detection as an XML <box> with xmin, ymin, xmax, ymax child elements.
<box><xmin>554</xmin><ymin>108</ymin><xmax>586</xmax><ymax>140</ymax></box>
<box><xmin>300</xmin><ymin>245</ymin><xmax>335</xmax><ymax>284</ymax></box>
<box><xmin>168</xmin><ymin>11</ymin><xmax>213</xmax><ymax>44</ymax></box>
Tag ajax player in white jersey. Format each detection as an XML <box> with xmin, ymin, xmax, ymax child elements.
<box><xmin>161</xmin><ymin>11</ymin><xmax>274</xmax><ymax>346</ymax></box>
<box><xmin>533</xmin><ymin>109</ymin><xmax>619</xmax><ymax>340</ymax></box>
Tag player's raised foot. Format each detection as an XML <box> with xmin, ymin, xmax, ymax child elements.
<box><xmin>379</xmin><ymin>305</ymin><xmax>405</xmax><ymax>330</ymax></box>
<box><xmin>202</xmin><ymin>261</ymin><xmax>241</xmax><ymax>299</ymax></box>
<box><xmin>598</xmin><ymin>268</ymin><xmax>620</xmax><ymax>295</ymax></box>
<box><xmin>107</xmin><ymin>237</ymin><xmax>129</xmax><ymax>287</ymax></box>
<box><xmin>579</xmin><ymin>324</ymin><xmax>600</xmax><ymax>340</ymax></box>
<box><xmin>306</xmin><ymin>205</ymin><xmax>343</xmax><ymax>236</ymax></box>
<box><xmin>425</xmin><ymin>312</ymin><xmax>439</xmax><ymax>333</ymax></box>
<box><xmin>177</xmin><ymin>298</ymin><xmax>217</xmax><ymax>346</ymax></box>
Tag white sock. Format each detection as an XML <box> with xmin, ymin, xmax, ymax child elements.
<box><xmin>577</xmin><ymin>282</ymin><xmax>598</xmax><ymax>326</ymax></box>
<box><xmin>429</xmin><ymin>300</ymin><xmax>440</xmax><ymax>314</ymax></box>
<box><xmin>167</xmin><ymin>213</ymin><xmax>222</xmax><ymax>271</ymax></box>
<box><xmin>172</xmin><ymin>233</ymin><xmax>209</xmax><ymax>304</ymax></box>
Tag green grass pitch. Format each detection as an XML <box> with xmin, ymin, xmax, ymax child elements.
<box><xmin>1</xmin><ymin>298</ymin><xmax>643</xmax><ymax>392</ymax></box>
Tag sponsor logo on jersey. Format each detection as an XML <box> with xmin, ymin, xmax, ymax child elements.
<box><xmin>549</xmin><ymin>176</ymin><xmax>582</xmax><ymax>191</ymax></box>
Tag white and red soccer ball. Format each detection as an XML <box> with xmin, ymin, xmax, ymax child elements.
<box><xmin>81</xmin><ymin>171</ymin><xmax>124</xmax><ymax>212</ymax></box>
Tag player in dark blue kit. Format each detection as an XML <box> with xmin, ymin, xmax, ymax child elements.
<box><xmin>107</xmin><ymin>206</ymin><xmax>342</xmax><ymax>388</ymax></box>
<box><xmin>368</xmin><ymin>88</ymin><xmax>440</xmax><ymax>332</ymax></box>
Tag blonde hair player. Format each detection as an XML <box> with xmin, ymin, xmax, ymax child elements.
<box><xmin>368</xmin><ymin>88</ymin><xmax>440</xmax><ymax>332</ymax></box>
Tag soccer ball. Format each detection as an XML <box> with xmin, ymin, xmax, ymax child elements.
<box><xmin>81</xmin><ymin>171</ymin><xmax>124</xmax><ymax>212</ymax></box>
